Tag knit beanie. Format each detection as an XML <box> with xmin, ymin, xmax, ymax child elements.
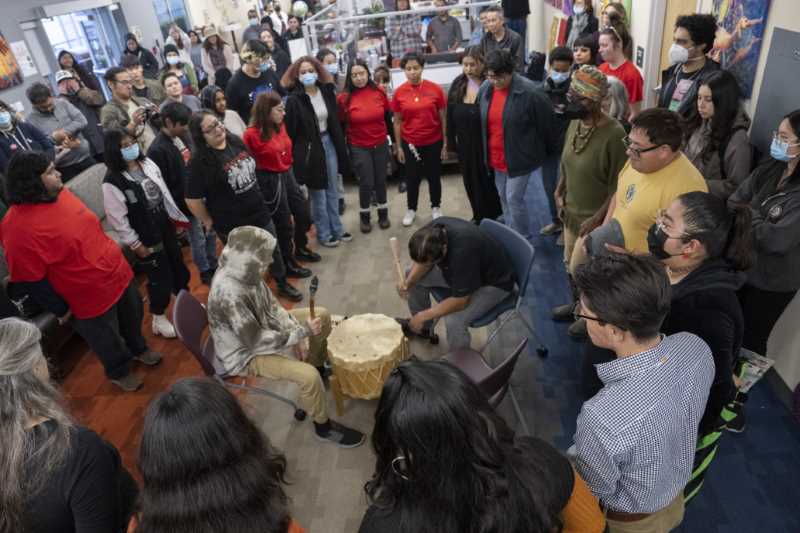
<box><xmin>570</xmin><ymin>65</ymin><xmax>608</xmax><ymax>102</ymax></box>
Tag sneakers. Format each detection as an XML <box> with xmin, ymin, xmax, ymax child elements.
<box><xmin>320</xmin><ymin>236</ymin><xmax>340</xmax><ymax>248</ymax></box>
<box><xmin>432</xmin><ymin>206</ymin><xmax>443</xmax><ymax>220</ymax></box>
<box><xmin>314</xmin><ymin>420</ymin><xmax>365</xmax><ymax>448</ymax></box>
<box><xmin>152</xmin><ymin>314</ymin><xmax>177</xmax><ymax>338</ymax></box>
<box><xmin>726</xmin><ymin>402</ymin><xmax>746</xmax><ymax>433</ymax></box>
<box><xmin>338</xmin><ymin>232</ymin><xmax>353</xmax><ymax>242</ymax></box>
<box><xmin>551</xmin><ymin>302</ymin><xmax>576</xmax><ymax>322</ymax></box>
<box><xmin>568</xmin><ymin>318</ymin><xmax>588</xmax><ymax>339</ymax></box>
<box><xmin>133</xmin><ymin>350</ymin><xmax>162</xmax><ymax>366</ymax></box>
<box><xmin>111</xmin><ymin>373</ymin><xmax>143</xmax><ymax>392</ymax></box>
<box><xmin>540</xmin><ymin>221</ymin><xmax>563</xmax><ymax>235</ymax></box>
<box><xmin>402</xmin><ymin>209</ymin><xmax>416</xmax><ymax>227</ymax></box>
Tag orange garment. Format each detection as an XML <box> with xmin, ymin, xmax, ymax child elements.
<box><xmin>288</xmin><ymin>519</ymin><xmax>306</xmax><ymax>533</ymax></box>
<box><xmin>562</xmin><ymin>468</ymin><xmax>606</xmax><ymax>533</ymax></box>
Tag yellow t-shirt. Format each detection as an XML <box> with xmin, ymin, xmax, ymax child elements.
<box><xmin>613</xmin><ymin>153</ymin><xmax>708</xmax><ymax>253</ymax></box>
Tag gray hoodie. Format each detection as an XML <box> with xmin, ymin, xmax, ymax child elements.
<box><xmin>207</xmin><ymin>226</ymin><xmax>309</xmax><ymax>376</ymax></box>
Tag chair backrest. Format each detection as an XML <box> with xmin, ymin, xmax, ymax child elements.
<box><xmin>172</xmin><ymin>290</ymin><xmax>216</xmax><ymax>377</ymax></box>
<box><xmin>479</xmin><ymin>219</ymin><xmax>535</xmax><ymax>299</ymax></box>
<box><xmin>480</xmin><ymin>338</ymin><xmax>528</xmax><ymax>408</ymax></box>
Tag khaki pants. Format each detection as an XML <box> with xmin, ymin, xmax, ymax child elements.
<box><xmin>563</xmin><ymin>225</ymin><xmax>590</xmax><ymax>276</ymax></box>
<box><xmin>247</xmin><ymin>307</ymin><xmax>332</xmax><ymax>424</ymax></box>
<box><xmin>606</xmin><ymin>493</ymin><xmax>685</xmax><ymax>533</ymax></box>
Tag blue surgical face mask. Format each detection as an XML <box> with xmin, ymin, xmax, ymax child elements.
<box><xmin>166</xmin><ymin>55</ymin><xmax>180</xmax><ymax>66</ymax></box>
<box><xmin>573</xmin><ymin>5</ymin><xmax>585</xmax><ymax>15</ymax></box>
<box><xmin>300</xmin><ymin>72</ymin><xmax>318</xmax><ymax>86</ymax></box>
<box><xmin>121</xmin><ymin>143</ymin><xmax>140</xmax><ymax>162</ymax></box>
<box><xmin>249</xmin><ymin>18</ymin><xmax>259</xmax><ymax>26</ymax></box>
<box><xmin>770</xmin><ymin>137</ymin><xmax>800</xmax><ymax>162</ymax></box>
<box><xmin>260</xmin><ymin>61</ymin><xmax>271</xmax><ymax>72</ymax></box>
<box><xmin>550</xmin><ymin>71</ymin><xmax>570</xmax><ymax>84</ymax></box>
<box><xmin>325</xmin><ymin>63</ymin><xmax>339</xmax><ymax>76</ymax></box>
<box><xmin>0</xmin><ymin>111</ymin><xmax>12</xmax><ymax>128</ymax></box>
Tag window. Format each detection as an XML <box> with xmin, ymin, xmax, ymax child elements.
<box><xmin>152</xmin><ymin>0</ymin><xmax>190</xmax><ymax>39</ymax></box>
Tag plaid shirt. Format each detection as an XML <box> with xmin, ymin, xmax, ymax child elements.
<box><xmin>573</xmin><ymin>332</ymin><xmax>714</xmax><ymax>513</ymax></box>
<box><xmin>386</xmin><ymin>13</ymin><xmax>423</xmax><ymax>56</ymax></box>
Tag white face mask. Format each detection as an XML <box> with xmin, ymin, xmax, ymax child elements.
<box><xmin>573</xmin><ymin>6</ymin><xmax>585</xmax><ymax>15</ymax></box>
<box><xmin>668</xmin><ymin>43</ymin><xmax>691</xmax><ymax>65</ymax></box>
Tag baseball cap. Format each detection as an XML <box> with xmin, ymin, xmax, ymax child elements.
<box><xmin>54</xmin><ymin>70</ymin><xmax>75</xmax><ymax>84</ymax></box>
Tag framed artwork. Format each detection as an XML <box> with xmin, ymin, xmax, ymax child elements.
<box><xmin>0</xmin><ymin>32</ymin><xmax>24</xmax><ymax>91</ymax></box>
<box><xmin>711</xmin><ymin>0</ymin><xmax>771</xmax><ymax>97</ymax></box>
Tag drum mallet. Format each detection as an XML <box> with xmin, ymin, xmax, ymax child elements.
<box><xmin>389</xmin><ymin>237</ymin><xmax>406</xmax><ymax>290</ymax></box>
<box><xmin>309</xmin><ymin>275</ymin><xmax>319</xmax><ymax>319</ymax></box>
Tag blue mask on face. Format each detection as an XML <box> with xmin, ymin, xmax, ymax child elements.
<box><xmin>770</xmin><ymin>137</ymin><xmax>799</xmax><ymax>163</ymax></box>
<box><xmin>300</xmin><ymin>72</ymin><xmax>318</xmax><ymax>86</ymax></box>
<box><xmin>550</xmin><ymin>71</ymin><xmax>570</xmax><ymax>84</ymax></box>
<box><xmin>166</xmin><ymin>55</ymin><xmax>180</xmax><ymax>66</ymax></box>
<box><xmin>260</xmin><ymin>61</ymin><xmax>271</xmax><ymax>72</ymax></box>
<box><xmin>121</xmin><ymin>143</ymin><xmax>140</xmax><ymax>161</ymax></box>
<box><xmin>0</xmin><ymin>111</ymin><xmax>12</xmax><ymax>128</ymax></box>
<box><xmin>325</xmin><ymin>63</ymin><xmax>339</xmax><ymax>76</ymax></box>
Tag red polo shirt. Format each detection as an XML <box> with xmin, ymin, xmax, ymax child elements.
<box><xmin>243</xmin><ymin>124</ymin><xmax>294</xmax><ymax>173</ymax></box>
<box><xmin>488</xmin><ymin>87</ymin><xmax>509</xmax><ymax>172</ymax></box>
<box><xmin>0</xmin><ymin>189</ymin><xmax>132</xmax><ymax>320</ymax></box>
<box><xmin>599</xmin><ymin>60</ymin><xmax>643</xmax><ymax>104</ymax></box>
<box><xmin>337</xmin><ymin>86</ymin><xmax>391</xmax><ymax>148</ymax></box>
<box><xmin>390</xmin><ymin>79</ymin><xmax>446</xmax><ymax>146</ymax></box>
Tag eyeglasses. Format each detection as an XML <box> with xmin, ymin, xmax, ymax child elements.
<box><xmin>202</xmin><ymin>120</ymin><xmax>224</xmax><ymax>134</ymax></box>
<box><xmin>113</xmin><ymin>79</ymin><xmax>133</xmax><ymax>86</ymax></box>
<box><xmin>622</xmin><ymin>136</ymin><xmax>662</xmax><ymax>158</ymax></box>
<box><xmin>572</xmin><ymin>302</ymin><xmax>606</xmax><ymax>325</ymax></box>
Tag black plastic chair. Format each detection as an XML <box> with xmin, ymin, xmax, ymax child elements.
<box><xmin>172</xmin><ymin>290</ymin><xmax>306</xmax><ymax>421</ymax></box>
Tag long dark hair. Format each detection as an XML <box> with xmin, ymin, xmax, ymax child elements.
<box><xmin>365</xmin><ymin>359</ymin><xmax>567</xmax><ymax>533</ymax></box>
<box><xmin>104</xmin><ymin>129</ymin><xmax>144</xmax><ymax>173</ymax></box>
<box><xmin>57</xmin><ymin>50</ymin><xmax>92</xmax><ymax>85</ymax></box>
<box><xmin>448</xmin><ymin>46</ymin><xmax>485</xmax><ymax>103</ymax></box>
<box><xmin>137</xmin><ymin>378</ymin><xmax>290</xmax><ymax>533</ymax></box>
<box><xmin>340</xmin><ymin>59</ymin><xmax>376</xmax><ymax>124</ymax></box>
<box><xmin>251</xmin><ymin>91</ymin><xmax>284</xmax><ymax>138</ymax></box>
<box><xmin>5</xmin><ymin>151</ymin><xmax>55</xmax><ymax>205</ymax></box>
<box><xmin>189</xmin><ymin>110</ymin><xmax>248</xmax><ymax>184</ymax></box>
<box><xmin>677</xmin><ymin>191</ymin><xmax>755</xmax><ymax>271</ymax></box>
<box><xmin>690</xmin><ymin>70</ymin><xmax>743</xmax><ymax>164</ymax></box>
<box><xmin>783</xmin><ymin>109</ymin><xmax>800</xmax><ymax>182</ymax></box>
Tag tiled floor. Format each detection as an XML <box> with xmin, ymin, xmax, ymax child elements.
<box><xmin>58</xmin><ymin>172</ymin><xmax>800</xmax><ymax>532</ymax></box>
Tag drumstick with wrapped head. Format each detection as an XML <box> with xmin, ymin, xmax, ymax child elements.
<box><xmin>389</xmin><ymin>237</ymin><xmax>406</xmax><ymax>290</ymax></box>
<box><xmin>309</xmin><ymin>275</ymin><xmax>319</xmax><ymax>319</ymax></box>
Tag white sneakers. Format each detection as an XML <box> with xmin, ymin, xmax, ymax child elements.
<box><xmin>402</xmin><ymin>209</ymin><xmax>416</xmax><ymax>227</ymax></box>
<box><xmin>152</xmin><ymin>314</ymin><xmax>177</xmax><ymax>338</ymax></box>
<box><xmin>432</xmin><ymin>207</ymin><xmax>443</xmax><ymax>220</ymax></box>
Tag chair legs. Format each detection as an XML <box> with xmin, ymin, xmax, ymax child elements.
<box><xmin>218</xmin><ymin>375</ymin><xmax>307</xmax><ymax>420</ymax></box>
<box><xmin>508</xmin><ymin>385</ymin><xmax>531</xmax><ymax>436</ymax></box>
<box><xmin>479</xmin><ymin>307</ymin><xmax>549</xmax><ymax>358</ymax></box>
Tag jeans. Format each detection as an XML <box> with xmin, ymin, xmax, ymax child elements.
<box><xmin>188</xmin><ymin>216</ymin><xmax>218</xmax><ymax>274</ymax></box>
<box><xmin>407</xmin><ymin>265</ymin><xmax>511</xmax><ymax>350</ymax></box>
<box><xmin>541</xmin><ymin>153</ymin><xmax>560</xmax><ymax>223</ymax></box>
<box><xmin>310</xmin><ymin>133</ymin><xmax>345</xmax><ymax>243</ymax></box>
<box><xmin>402</xmin><ymin>139</ymin><xmax>443</xmax><ymax>211</ymax></box>
<box><xmin>71</xmin><ymin>280</ymin><xmax>148</xmax><ymax>379</ymax></box>
<box><xmin>351</xmin><ymin>142</ymin><xmax>389</xmax><ymax>212</ymax></box>
<box><xmin>494</xmin><ymin>166</ymin><xmax>541</xmax><ymax>241</ymax></box>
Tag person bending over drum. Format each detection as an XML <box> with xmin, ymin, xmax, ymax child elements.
<box><xmin>207</xmin><ymin>225</ymin><xmax>365</xmax><ymax>448</ymax></box>
<box><xmin>397</xmin><ymin>217</ymin><xmax>515</xmax><ymax>349</ymax></box>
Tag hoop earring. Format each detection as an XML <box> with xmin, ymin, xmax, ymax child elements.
<box><xmin>391</xmin><ymin>456</ymin><xmax>410</xmax><ymax>481</ymax></box>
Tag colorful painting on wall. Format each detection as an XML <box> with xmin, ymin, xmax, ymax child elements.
<box><xmin>0</xmin><ymin>32</ymin><xmax>24</xmax><ymax>91</ymax></box>
<box><xmin>711</xmin><ymin>0</ymin><xmax>771</xmax><ymax>97</ymax></box>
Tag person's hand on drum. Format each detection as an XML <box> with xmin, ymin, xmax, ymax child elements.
<box><xmin>306</xmin><ymin>317</ymin><xmax>323</xmax><ymax>336</ymax></box>
<box><xmin>409</xmin><ymin>313</ymin><xmax>426</xmax><ymax>334</ymax></box>
<box><xmin>293</xmin><ymin>340</ymin><xmax>309</xmax><ymax>361</ymax></box>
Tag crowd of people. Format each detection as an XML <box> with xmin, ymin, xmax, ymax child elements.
<box><xmin>0</xmin><ymin>2</ymin><xmax>799</xmax><ymax>533</ymax></box>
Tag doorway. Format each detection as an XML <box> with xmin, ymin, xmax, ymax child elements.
<box><xmin>658</xmin><ymin>0</ymin><xmax>701</xmax><ymax>73</ymax></box>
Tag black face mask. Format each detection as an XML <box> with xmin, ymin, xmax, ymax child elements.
<box><xmin>563</xmin><ymin>101</ymin><xmax>591</xmax><ymax>120</ymax></box>
<box><xmin>647</xmin><ymin>224</ymin><xmax>683</xmax><ymax>260</ymax></box>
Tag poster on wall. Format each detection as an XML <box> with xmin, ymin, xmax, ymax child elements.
<box><xmin>0</xmin><ymin>32</ymin><xmax>24</xmax><ymax>91</ymax></box>
<box><xmin>711</xmin><ymin>0</ymin><xmax>771</xmax><ymax>98</ymax></box>
<box><xmin>10</xmin><ymin>41</ymin><xmax>37</xmax><ymax>77</ymax></box>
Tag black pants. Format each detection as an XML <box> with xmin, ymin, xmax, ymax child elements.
<box><xmin>257</xmin><ymin>169</ymin><xmax>295</xmax><ymax>267</ymax></box>
<box><xmin>217</xmin><ymin>214</ymin><xmax>287</xmax><ymax>280</ymax></box>
<box><xmin>58</xmin><ymin>157</ymin><xmax>95</xmax><ymax>182</ymax></box>
<box><xmin>283</xmin><ymin>170</ymin><xmax>312</xmax><ymax>251</ymax></box>
<box><xmin>737</xmin><ymin>283</ymin><xmax>797</xmax><ymax>355</ymax></box>
<box><xmin>402</xmin><ymin>139</ymin><xmax>442</xmax><ymax>211</ymax></box>
<box><xmin>136</xmin><ymin>211</ymin><xmax>190</xmax><ymax>315</ymax></box>
<box><xmin>71</xmin><ymin>280</ymin><xmax>148</xmax><ymax>379</ymax></box>
<box><xmin>351</xmin><ymin>142</ymin><xmax>389</xmax><ymax>211</ymax></box>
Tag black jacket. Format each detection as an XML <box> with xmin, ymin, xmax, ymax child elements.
<box><xmin>123</xmin><ymin>43</ymin><xmax>160</xmax><ymax>80</ymax></box>
<box><xmin>541</xmin><ymin>76</ymin><xmax>572</xmax><ymax>152</ymax></box>
<box><xmin>477</xmin><ymin>74</ymin><xmax>557</xmax><ymax>177</ymax></box>
<box><xmin>662</xmin><ymin>259</ymin><xmax>745</xmax><ymax>435</ymax></box>
<box><xmin>104</xmin><ymin>168</ymin><xmax>164</xmax><ymax>248</ymax></box>
<box><xmin>501</xmin><ymin>0</ymin><xmax>530</xmax><ymax>18</ymax></box>
<box><xmin>658</xmin><ymin>59</ymin><xmax>720</xmax><ymax>123</ymax></box>
<box><xmin>284</xmin><ymin>83</ymin><xmax>350</xmax><ymax>190</ymax></box>
<box><xmin>0</xmin><ymin>122</ymin><xmax>55</xmax><ymax>173</ymax></box>
<box><xmin>147</xmin><ymin>133</ymin><xmax>191</xmax><ymax>217</ymax></box>
<box><xmin>565</xmin><ymin>14</ymin><xmax>599</xmax><ymax>45</ymax></box>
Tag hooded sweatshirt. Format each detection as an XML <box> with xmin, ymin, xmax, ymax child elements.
<box><xmin>207</xmin><ymin>226</ymin><xmax>310</xmax><ymax>376</ymax></box>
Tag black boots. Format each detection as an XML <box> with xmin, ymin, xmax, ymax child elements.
<box><xmin>378</xmin><ymin>207</ymin><xmax>390</xmax><ymax>229</ymax></box>
<box><xmin>360</xmin><ymin>211</ymin><xmax>372</xmax><ymax>233</ymax></box>
<box><xmin>276</xmin><ymin>279</ymin><xmax>303</xmax><ymax>302</ymax></box>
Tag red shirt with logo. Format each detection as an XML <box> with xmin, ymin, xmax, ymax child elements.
<box><xmin>0</xmin><ymin>189</ymin><xmax>133</xmax><ymax>320</ymax></box>
<box><xmin>488</xmin><ymin>87</ymin><xmax>509</xmax><ymax>172</ymax></box>
<box><xmin>337</xmin><ymin>86</ymin><xmax>391</xmax><ymax>148</ymax></box>
<box><xmin>243</xmin><ymin>124</ymin><xmax>294</xmax><ymax>173</ymax></box>
<box><xmin>390</xmin><ymin>79</ymin><xmax>446</xmax><ymax>146</ymax></box>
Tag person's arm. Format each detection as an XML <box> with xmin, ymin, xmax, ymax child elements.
<box><xmin>61</xmin><ymin>100</ymin><xmax>89</xmax><ymax>136</ymax></box>
<box><xmin>445</xmin><ymin>101</ymin><xmax>457</xmax><ymax>152</ymax></box>
<box><xmin>13</xmin><ymin>279</ymin><xmax>70</xmax><ymax>320</ymax></box>
<box><xmin>750</xmin><ymin>196</ymin><xmax>800</xmax><ymax>254</ymax></box>
<box><xmin>572</xmin><ymin>411</ymin><xmax>622</xmax><ymax>505</ymax></box>
<box><xmin>427</xmin><ymin>24</ymin><xmax>438</xmax><ymax>53</ymax></box>
<box><xmin>721</xmin><ymin>130</ymin><xmax>753</xmax><ymax>198</ymax></box>
<box><xmin>393</xmin><ymin>113</ymin><xmax>406</xmax><ymax>164</ymax></box>
<box><xmin>186</xmin><ymin>198</ymin><xmax>213</xmax><ymax>230</ymax></box>
<box><xmin>25</xmin><ymin>123</ymin><xmax>56</xmax><ymax>160</ymax></box>
<box><xmin>451</xmin><ymin>18</ymin><xmax>464</xmax><ymax>50</ymax></box>
<box><xmin>102</xmin><ymin>182</ymin><xmax>150</xmax><ymax>255</ymax></box>
<box><xmin>727</xmin><ymin>168</ymin><xmax>756</xmax><ymax>208</ymax></box>
<box><xmin>142</xmin><ymin>49</ymin><xmax>160</xmax><ymax>78</ymax></box>
<box><xmin>602</xmin><ymin>192</ymin><xmax>617</xmax><ymax>224</ymax></box>
<box><xmin>411</xmin><ymin>294</ymin><xmax>470</xmax><ymax>331</ymax></box>
<box><xmin>201</xmin><ymin>49</ymin><xmax>215</xmax><ymax>84</ymax></box>
<box><xmin>77</xmin><ymin>87</ymin><xmax>105</xmax><ymax>107</ymax></box>
<box><xmin>185</xmin><ymin>64</ymin><xmax>199</xmax><ymax>93</ymax></box>
<box><xmin>439</xmin><ymin>105</ymin><xmax>448</xmax><ymax>159</ymax></box>
<box><xmin>512</xmin><ymin>33</ymin><xmax>525</xmax><ymax>71</ymax></box>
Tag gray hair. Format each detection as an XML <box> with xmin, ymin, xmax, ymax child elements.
<box><xmin>0</xmin><ymin>318</ymin><xmax>73</xmax><ymax>532</ymax></box>
<box><xmin>604</xmin><ymin>75</ymin><xmax>630</xmax><ymax>122</ymax></box>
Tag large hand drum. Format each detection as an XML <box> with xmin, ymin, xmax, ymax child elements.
<box><xmin>328</xmin><ymin>314</ymin><xmax>409</xmax><ymax>400</ymax></box>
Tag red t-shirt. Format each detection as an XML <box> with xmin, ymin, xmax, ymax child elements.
<box><xmin>242</xmin><ymin>124</ymin><xmax>294</xmax><ymax>173</ymax></box>
<box><xmin>599</xmin><ymin>60</ymin><xmax>643</xmax><ymax>104</ymax></box>
<box><xmin>390</xmin><ymin>79</ymin><xmax>446</xmax><ymax>146</ymax></box>
<box><xmin>337</xmin><ymin>86</ymin><xmax>391</xmax><ymax>148</ymax></box>
<box><xmin>0</xmin><ymin>189</ymin><xmax>132</xmax><ymax>320</ymax></box>
<box><xmin>488</xmin><ymin>87</ymin><xmax>509</xmax><ymax>172</ymax></box>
